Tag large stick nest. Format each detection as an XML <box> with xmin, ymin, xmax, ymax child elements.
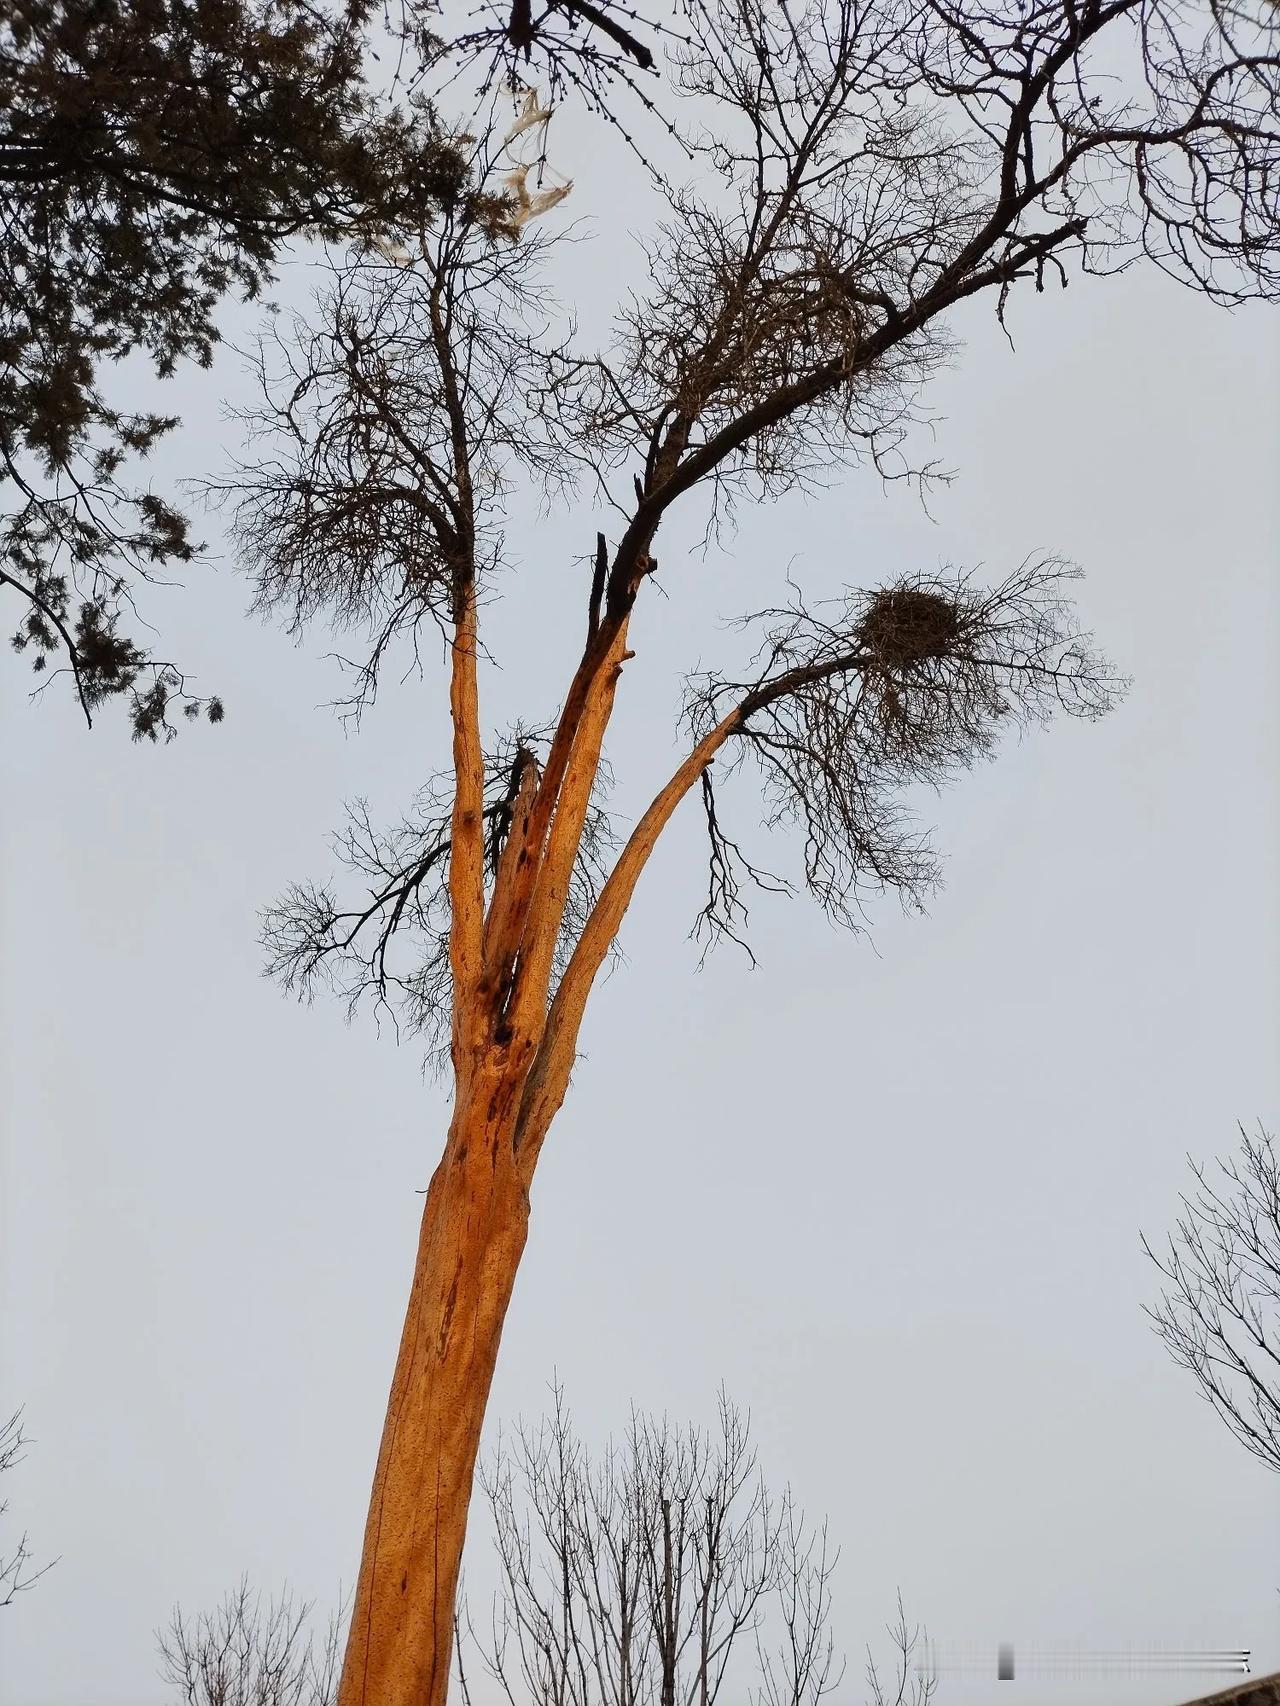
<box><xmin>855</xmin><ymin>586</ymin><xmax>963</xmax><ymax>669</ymax></box>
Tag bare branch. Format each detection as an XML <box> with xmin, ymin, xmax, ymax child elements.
<box><xmin>687</xmin><ymin>558</ymin><xmax>1123</xmax><ymax>939</ymax></box>
<box><xmin>261</xmin><ymin>726</ymin><xmax>616</xmax><ymax>1074</ymax></box>
<box><xmin>0</xmin><ymin>1411</ymin><xmax>55</xmax><ymax>1609</ymax></box>
<box><xmin>1143</xmin><ymin>1122</ymin><xmax>1280</xmax><ymax>1475</ymax></box>
<box><xmin>468</xmin><ymin>1389</ymin><xmax>846</xmax><ymax>1706</ymax></box>
<box><xmin>157</xmin><ymin>1578</ymin><xmax>348</xmax><ymax>1706</ymax></box>
<box><xmin>864</xmin><ymin>1591</ymin><xmax>938</xmax><ymax>1706</ymax></box>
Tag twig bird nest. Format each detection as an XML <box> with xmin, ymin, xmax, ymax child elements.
<box><xmin>857</xmin><ymin>585</ymin><xmax>963</xmax><ymax>670</ymax></box>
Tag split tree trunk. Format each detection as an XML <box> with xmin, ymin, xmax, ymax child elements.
<box><xmin>336</xmin><ymin>1068</ymin><xmax>530</xmax><ymax>1706</ymax></box>
<box><xmin>332</xmin><ymin>610</ymin><xmax>719</xmax><ymax>1705</ymax></box>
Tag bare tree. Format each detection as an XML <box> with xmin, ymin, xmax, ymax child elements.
<box><xmin>0</xmin><ymin>1409</ymin><xmax>54</xmax><ymax>1608</ymax></box>
<box><xmin>156</xmin><ymin>1399</ymin><xmax>925</xmax><ymax>1706</ymax></box>
<box><xmin>1142</xmin><ymin>1122</ymin><xmax>1280</xmax><ymax>1476</ymax></box>
<box><xmin>209</xmin><ymin>0</ymin><xmax>1280</xmax><ymax>1698</ymax></box>
<box><xmin>158</xmin><ymin>1579</ymin><xmax>345</xmax><ymax>1706</ymax></box>
<box><xmin>863</xmin><ymin>1595</ymin><xmax>937</xmax><ymax>1706</ymax></box>
<box><xmin>456</xmin><ymin>1389</ymin><xmax>923</xmax><ymax>1706</ymax></box>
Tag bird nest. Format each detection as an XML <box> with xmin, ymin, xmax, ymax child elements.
<box><xmin>856</xmin><ymin>585</ymin><xmax>962</xmax><ymax>669</ymax></box>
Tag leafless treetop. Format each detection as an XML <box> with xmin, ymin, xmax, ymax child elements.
<box><xmin>158</xmin><ymin>1578</ymin><xmax>345</xmax><ymax>1706</ymax></box>
<box><xmin>206</xmin><ymin>0</ymin><xmax>1280</xmax><ymax>1109</ymax></box>
<box><xmin>459</xmin><ymin>1388</ymin><xmax>848</xmax><ymax>1706</ymax></box>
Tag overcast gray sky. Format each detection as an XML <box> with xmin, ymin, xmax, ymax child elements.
<box><xmin>2</xmin><ymin>62</ymin><xmax>1278</xmax><ymax>1706</ymax></box>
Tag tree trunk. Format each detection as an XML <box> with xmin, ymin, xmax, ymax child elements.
<box><xmin>337</xmin><ymin>1071</ymin><xmax>530</xmax><ymax>1706</ymax></box>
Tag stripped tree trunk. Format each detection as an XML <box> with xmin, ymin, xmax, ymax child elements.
<box><xmin>337</xmin><ymin>1075</ymin><xmax>529</xmax><ymax>1706</ymax></box>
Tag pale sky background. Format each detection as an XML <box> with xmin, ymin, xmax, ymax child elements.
<box><xmin>2</xmin><ymin>49</ymin><xmax>1279</xmax><ymax>1706</ymax></box>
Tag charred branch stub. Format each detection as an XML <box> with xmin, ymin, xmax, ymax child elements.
<box><xmin>487</xmin><ymin>741</ymin><xmax>542</xmax><ymax>876</ymax></box>
<box><xmin>587</xmin><ymin>530</ymin><xmax>607</xmax><ymax>639</ymax></box>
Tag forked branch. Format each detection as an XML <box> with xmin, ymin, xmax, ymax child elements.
<box><xmin>514</xmin><ymin>558</ymin><xmax>1122</xmax><ymax>1166</ymax></box>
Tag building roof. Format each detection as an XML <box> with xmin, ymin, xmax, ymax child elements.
<box><xmin>1174</xmin><ymin>1675</ymin><xmax>1280</xmax><ymax>1706</ymax></box>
